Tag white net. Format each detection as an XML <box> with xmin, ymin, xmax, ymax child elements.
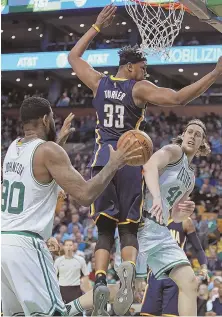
<box><xmin>125</xmin><ymin>0</ymin><xmax>185</xmax><ymax>58</ymax></box>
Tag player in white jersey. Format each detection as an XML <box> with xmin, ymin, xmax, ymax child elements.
<box><xmin>1</xmin><ymin>96</ymin><xmax>141</xmax><ymax>316</ymax></box>
<box><xmin>137</xmin><ymin>119</ymin><xmax>211</xmax><ymax>316</ymax></box>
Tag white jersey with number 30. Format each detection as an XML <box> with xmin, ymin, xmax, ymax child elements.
<box><xmin>143</xmin><ymin>152</ymin><xmax>195</xmax><ymax>225</ymax></box>
<box><xmin>1</xmin><ymin>138</ymin><xmax>59</xmax><ymax>240</ymax></box>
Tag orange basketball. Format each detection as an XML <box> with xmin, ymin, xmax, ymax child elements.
<box><xmin>117</xmin><ymin>130</ymin><xmax>153</xmax><ymax>166</ymax></box>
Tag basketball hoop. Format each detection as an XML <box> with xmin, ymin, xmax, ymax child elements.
<box><xmin>125</xmin><ymin>0</ymin><xmax>189</xmax><ymax>58</ymax></box>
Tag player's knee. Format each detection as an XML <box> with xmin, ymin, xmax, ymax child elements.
<box><xmin>171</xmin><ymin>265</ymin><xmax>198</xmax><ymax>293</ymax></box>
<box><xmin>118</xmin><ymin>223</ymin><xmax>139</xmax><ymax>250</ymax></box>
<box><xmin>95</xmin><ymin>217</ymin><xmax>116</xmax><ymax>252</ymax></box>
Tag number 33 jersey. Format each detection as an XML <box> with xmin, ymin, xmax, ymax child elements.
<box><xmin>1</xmin><ymin>139</ymin><xmax>59</xmax><ymax>240</ymax></box>
<box><xmin>89</xmin><ymin>75</ymin><xmax>146</xmax><ymax>167</ymax></box>
<box><xmin>143</xmin><ymin>152</ymin><xmax>195</xmax><ymax>225</ymax></box>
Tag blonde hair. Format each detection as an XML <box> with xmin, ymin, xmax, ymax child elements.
<box><xmin>172</xmin><ymin>119</ymin><xmax>211</xmax><ymax>157</ymax></box>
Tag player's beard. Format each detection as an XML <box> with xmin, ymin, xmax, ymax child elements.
<box><xmin>47</xmin><ymin>121</ymin><xmax>57</xmax><ymax>142</ymax></box>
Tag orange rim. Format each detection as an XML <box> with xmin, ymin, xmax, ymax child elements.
<box><xmin>129</xmin><ymin>0</ymin><xmax>191</xmax><ymax>12</ymax></box>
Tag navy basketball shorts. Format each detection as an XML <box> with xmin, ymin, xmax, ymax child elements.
<box><xmin>90</xmin><ymin>165</ymin><xmax>144</xmax><ymax>223</ymax></box>
<box><xmin>141</xmin><ymin>271</ymin><xmax>179</xmax><ymax>316</ymax></box>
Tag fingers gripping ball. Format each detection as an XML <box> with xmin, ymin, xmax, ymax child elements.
<box><xmin>117</xmin><ymin>130</ymin><xmax>153</xmax><ymax>166</ymax></box>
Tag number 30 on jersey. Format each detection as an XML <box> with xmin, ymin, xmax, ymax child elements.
<box><xmin>104</xmin><ymin>104</ymin><xmax>124</xmax><ymax>128</ymax></box>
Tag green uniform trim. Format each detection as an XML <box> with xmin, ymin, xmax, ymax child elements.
<box><xmin>30</xmin><ymin>142</ymin><xmax>55</xmax><ymax>187</ymax></box>
<box><xmin>1</xmin><ymin>230</ymin><xmax>43</xmax><ymax>240</ymax></box>
<box><xmin>167</xmin><ymin>153</ymin><xmax>184</xmax><ymax>167</ymax></box>
<box><xmin>155</xmin><ymin>259</ymin><xmax>190</xmax><ymax>279</ymax></box>
<box><xmin>32</xmin><ymin>238</ymin><xmax>67</xmax><ymax>315</ymax></box>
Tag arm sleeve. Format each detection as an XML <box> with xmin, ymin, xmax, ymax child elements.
<box><xmin>187</xmin><ymin>231</ymin><xmax>207</xmax><ymax>265</ymax></box>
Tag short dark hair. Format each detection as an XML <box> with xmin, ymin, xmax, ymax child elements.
<box><xmin>20</xmin><ymin>97</ymin><xmax>51</xmax><ymax>124</ymax></box>
<box><xmin>118</xmin><ymin>44</ymin><xmax>147</xmax><ymax>66</ymax></box>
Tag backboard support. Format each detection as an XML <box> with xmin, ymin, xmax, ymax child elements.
<box><xmin>179</xmin><ymin>0</ymin><xmax>222</xmax><ymax>32</ymax></box>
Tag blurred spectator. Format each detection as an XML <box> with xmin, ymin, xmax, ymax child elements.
<box><xmin>197</xmin><ymin>283</ymin><xmax>208</xmax><ymax>316</ymax></box>
<box><xmin>68</xmin><ymin>213</ymin><xmax>84</xmax><ymax>235</ymax></box>
<box><xmin>56</xmin><ymin>92</ymin><xmax>70</xmax><ymax>107</ymax></box>
<box><xmin>187</xmin><ymin>36</ymin><xmax>200</xmax><ymax>45</ymax></box>
<box><xmin>211</xmin><ymin>282</ymin><xmax>222</xmax><ymax>315</ymax></box>
<box><xmin>56</xmin><ymin>223</ymin><xmax>70</xmax><ymax>243</ymax></box>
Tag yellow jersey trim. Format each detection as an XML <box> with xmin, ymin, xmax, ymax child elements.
<box><xmin>94</xmin><ymin>212</ymin><xmax>119</xmax><ymax>224</ymax></box>
<box><xmin>110</xmin><ymin>75</ymin><xmax>128</xmax><ymax>81</ymax></box>
<box><xmin>91</xmin><ymin>113</ymin><xmax>101</xmax><ymax>167</ymax></box>
<box><xmin>135</xmin><ymin>109</ymin><xmax>145</xmax><ymax>129</ymax></box>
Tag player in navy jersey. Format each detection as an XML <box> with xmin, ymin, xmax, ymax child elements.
<box><xmin>138</xmin><ymin>217</ymin><xmax>209</xmax><ymax>316</ymax></box>
<box><xmin>68</xmin><ymin>5</ymin><xmax>222</xmax><ymax>315</ymax></box>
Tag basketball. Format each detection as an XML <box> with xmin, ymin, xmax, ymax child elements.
<box><xmin>117</xmin><ymin>130</ymin><xmax>153</xmax><ymax>166</ymax></box>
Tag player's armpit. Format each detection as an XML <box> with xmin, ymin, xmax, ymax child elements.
<box><xmin>143</xmin><ymin>144</ymin><xmax>182</xmax><ymax>172</ymax></box>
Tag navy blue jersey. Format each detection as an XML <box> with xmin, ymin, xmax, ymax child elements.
<box><xmin>168</xmin><ymin>220</ymin><xmax>187</xmax><ymax>250</ymax></box>
<box><xmin>89</xmin><ymin>76</ymin><xmax>145</xmax><ymax>167</ymax></box>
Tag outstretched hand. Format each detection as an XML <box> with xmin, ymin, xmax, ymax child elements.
<box><xmin>95</xmin><ymin>5</ymin><xmax>117</xmax><ymax>29</ymax></box>
<box><xmin>57</xmin><ymin>113</ymin><xmax>75</xmax><ymax>146</ymax></box>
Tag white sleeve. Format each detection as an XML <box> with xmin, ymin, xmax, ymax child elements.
<box><xmin>80</xmin><ymin>258</ymin><xmax>89</xmax><ymax>276</ymax></box>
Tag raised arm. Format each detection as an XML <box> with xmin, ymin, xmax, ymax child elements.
<box><xmin>42</xmin><ymin>139</ymin><xmax>140</xmax><ymax>207</ymax></box>
<box><xmin>68</xmin><ymin>5</ymin><xmax>117</xmax><ymax>94</ymax></box>
<box><xmin>143</xmin><ymin>145</ymin><xmax>182</xmax><ymax>223</ymax></box>
<box><xmin>133</xmin><ymin>56</ymin><xmax>222</xmax><ymax>107</ymax></box>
